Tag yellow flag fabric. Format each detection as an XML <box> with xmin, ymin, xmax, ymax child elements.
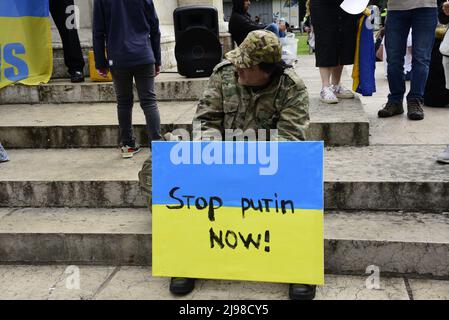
<box><xmin>0</xmin><ymin>0</ymin><xmax>53</xmax><ymax>90</ymax></box>
<box><xmin>352</xmin><ymin>16</ymin><xmax>364</xmax><ymax>92</ymax></box>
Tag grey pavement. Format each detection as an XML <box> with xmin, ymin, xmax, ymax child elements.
<box><xmin>0</xmin><ymin>265</ymin><xmax>426</xmax><ymax>300</ymax></box>
<box><xmin>297</xmin><ymin>55</ymin><xmax>449</xmax><ymax>146</ymax></box>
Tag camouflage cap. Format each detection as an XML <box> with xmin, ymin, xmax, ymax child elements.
<box><xmin>225</xmin><ymin>30</ymin><xmax>282</xmax><ymax>68</ymax></box>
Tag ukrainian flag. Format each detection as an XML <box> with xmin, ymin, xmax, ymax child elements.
<box><xmin>0</xmin><ymin>0</ymin><xmax>52</xmax><ymax>89</ymax></box>
<box><xmin>352</xmin><ymin>10</ymin><xmax>376</xmax><ymax>96</ymax></box>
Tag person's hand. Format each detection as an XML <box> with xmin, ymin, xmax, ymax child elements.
<box><xmin>97</xmin><ymin>68</ymin><xmax>109</xmax><ymax>77</ymax></box>
<box><xmin>304</xmin><ymin>26</ymin><xmax>311</xmax><ymax>33</ymax></box>
<box><xmin>155</xmin><ymin>65</ymin><xmax>161</xmax><ymax>77</ymax></box>
<box><xmin>443</xmin><ymin>1</ymin><xmax>449</xmax><ymax>16</ymax></box>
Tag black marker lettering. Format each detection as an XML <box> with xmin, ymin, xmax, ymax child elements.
<box><xmin>166</xmin><ymin>187</ymin><xmax>183</xmax><ymax>209</ymax></box>
<box><xmin>209</xmin><ymin>228</ymin><xmax>224</xmax><ymax>249</ymax></box>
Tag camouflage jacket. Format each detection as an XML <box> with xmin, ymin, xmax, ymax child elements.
<box><xmin>193</xmin><ymin>61</ymin><xmax>310</xmax><ymax>141</ymax></box>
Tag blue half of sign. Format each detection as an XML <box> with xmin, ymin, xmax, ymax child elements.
<box><xmin>152</xmin><ymin>141</ymin><xmax>324</xmax><ymax>210</ymax></box>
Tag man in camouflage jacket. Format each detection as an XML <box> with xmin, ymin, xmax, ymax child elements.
<box><xmin>140</xmin><ymin>30</ymin><xmax>314</xmax><ymax>300</ymax></box>
<box><xmin>194</xmin><ymin>30</ymin><xmax>310</xmax><ymax>141</ymax></box>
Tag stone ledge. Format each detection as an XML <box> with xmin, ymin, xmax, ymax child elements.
<box><xmin>0</xmin><ymin>208</ymin><xmax>448</xmax><ymax>278</ymax></box>
<box><xmin>1</xmin><ymin>146</ymin><xmax>449</xmax><ymax>210</ymax></box>
<box><xmin>0</xmin><ymin>98</ymin><xmax>369</xmax><ymax>148</ymax></box>
<box><xmin>0</xmin><ymin>265</ymin><xmax>413</xmax><ymax>300</ymax></box>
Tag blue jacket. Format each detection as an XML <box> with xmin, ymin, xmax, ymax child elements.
<box><xmin>93</xmin><ymin>0</ymin><xmax>161</xmax><ymax>69</ymax></box>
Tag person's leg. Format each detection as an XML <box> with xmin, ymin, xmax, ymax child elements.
<box><xmin>444</xmin><ymin>56</ymin><xmax>449</xmax><ymax>90</ymax></box>
<box><xmin>385</xmin><ymin>10</ymin><xmax>412</xmax><ymax>104</ymax></box>
<box><xmin>320</xmin><ymin>67</ymin><xmax>332</xmax><ymax>88</ymax></box>
<box><xmin>319</xmin><ymin>67</ymin><xmax>338</xmax><ymax>104</ymax></box>
<box><xmin>133</xmin><ymin>64</ymin><xmax>163</xmax><ymax>144</ymax></box>
<box><xmin>49</xmin><ymin>0</ymin><xmax>85</xmax><ymax>77</ymax></box>
<box><xmin>408</xmin><ymin>8</ymin><xmax>438</xmax><ymax>101</ymax></box>
<box><xmin>405</xmin><ymin>8</ymin><xmax>437</xmax><ymax>120</ymax></box>
<box><xmin>330</xmin><ymin>65</ymin><xmax>344</xmax><ymax>86</ymax></box>
<box><xmin>111</xmin><ymin>68</ymin><xmax>136</xmax><ymax>149</ymax></box>
<box><xmin>378</xmin><ymin>10</ymin><xmax>411</xmax><ymax>118</ymax></box>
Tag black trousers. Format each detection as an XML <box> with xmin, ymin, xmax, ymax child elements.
<box><xmin>49</xmin><ymin>0</ymin><xmax>85</xmax><ymax>73</ymax></box>
<box><xmin>424</xmin><ymin>38</ymin><xmax>449</xmax><ymax>107</ymax></box>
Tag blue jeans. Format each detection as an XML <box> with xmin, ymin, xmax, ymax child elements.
<box><xmin>265</xmin><ymin>23</ymin><xmax>285</xmax><ymax>38</ymax></box>
<box><xmin>385</xmin><ymin>8</ymin><xmax>437</xmax><ymax>103</ymax></box>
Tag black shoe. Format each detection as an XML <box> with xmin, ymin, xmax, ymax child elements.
<box><xmin>70</xmin><ymin>70</ymin><xmax>85</xmax><ymax>83</ymax></box>
<box><xmin>378</xmin><ymin>101</ymin><xmax>404</xmax><ymax>118</ymax></box>
<box><xmin>289</xmin><ymin>284</ymin><xmax>316</xmax><ymax>300</ymax></box>
<box><xmin>407</xmin><ymin>99</ymin><xmax>424</xmax><ymax>121</ymax></box>
<box><xmin>169</xmin><ymin>277</ymin><xmax>195</xmax><ymax>295</ymax></box>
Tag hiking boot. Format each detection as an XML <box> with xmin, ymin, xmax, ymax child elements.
<box><xmin>169</xmin><ymin>278</ymin><xmax>195</xmax><ymax>295</ymax></box>
<box><xmin>407</xmin><ymin>99</ymin><xmax>424</xmax><ymax>121</ymax></box>
<box><xmin>378</xmin><ymin>101</ymin><xmax>404</xmax><ymax>118</ymax></box>
<box><xmin>320</xmin><ymin>86</ymin><xmax>338</xmax><ymax>104</ymax></box>
<box><xmin>437</xmin><ymin>146</ymin><xmax>449</xmax><ymax>164</ymax></box>
<box><xmin>120</xmin><ymin>144</ymin><xmax>141</xmax><ymax>158</ymax></box>
<box><xmin>332</xmin><ymin>84</ymin><xmax>355</xmax><ymax>99</ymax></box>
<box><xmin>289</xmin><ymin>284</ymin><xmax>316</xmax><ymax>300</ymax></box>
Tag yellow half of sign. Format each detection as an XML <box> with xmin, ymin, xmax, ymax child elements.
<box><xmin>152</xmin><ymin>205</ymin><xmax>324</xmax><ymax>285</ymax></box>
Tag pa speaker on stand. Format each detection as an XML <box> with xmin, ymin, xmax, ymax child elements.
<box><xmin>173</xmin><ymin>6</ymin><xmax>222</xmax><ymax>78</ymax></box>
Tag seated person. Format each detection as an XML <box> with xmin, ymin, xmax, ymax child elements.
<box><xmin>140</xmin><ymin>30</ymin><xmax>314</xmax><ymax>300</ymax></box>
<box><xmin>229</xmin><ymin>0</ymin><xmax>286</xmax><ymax>45</ymax></box>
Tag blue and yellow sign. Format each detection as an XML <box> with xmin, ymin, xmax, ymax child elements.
<box><xmin>152</xmin><ymin>141</ymin><xmax>324</xmax><ymax>285</ymax></box>
<box><xmin>0</xmin><ymin>0</ymin><xmax>53</xmax><ymax>89</ymax></box>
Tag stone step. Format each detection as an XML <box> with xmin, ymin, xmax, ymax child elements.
<box><xmin>0</xmin><ymin>208</ymin><xmax>447</xmax><ymax>278</ymax></box>
<box><xmin>0</xmin><ymin>68</ymin><xmax>356</xmax><ymax>105</ymax></box>
<box><xmin>1</xmin><ymin>145</ymin><xmax>448</xmax><ymax>210</ymax></box>
<box><xmin>1</xmin><ymin>264</ymin><xmax>423</xmax><ymax>300</ymax></box>
<box><xmin>51</xmin><ymin>43</ymin><xmax>177</xmax><ymax>80</ymax></box>
<box><xmin>0</xmin><ymin>98</ymin><xmax>369</xmax><ymax>148</ymax></box>
<box><xmin>0</xmin><ymin>76</ymin><xmax>206</xmax><ymax>104</ymax></box>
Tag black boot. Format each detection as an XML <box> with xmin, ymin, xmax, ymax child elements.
<box><xmin>289</xmin><ymin>284</ymin><xmax>316</xmax><ymax>300</ymax></box>
<box><xmin>70</xmin><ymin>70</ymin><xmax>85</xmax><ymax>83</ymax></box>
<box><xmin>169</xmin><ymin>278</ymin><xmax>195</xmax><ymax>295</ymax></box>
<box><xmin>407</xmin><ymin>99</ymin><xmax>425</xmax><ymax>121</ymax></box>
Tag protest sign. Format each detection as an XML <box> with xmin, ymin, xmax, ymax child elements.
<box><xmin>152</xmin><ymin>141</ymin><xmax>324</xmax><ymax>285</ymax></box>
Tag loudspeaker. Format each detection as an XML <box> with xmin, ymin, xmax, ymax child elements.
<box><xmin>174</xmin><ymin>6</ymin><xmax>222</xmax><ymax>78</ymax></box>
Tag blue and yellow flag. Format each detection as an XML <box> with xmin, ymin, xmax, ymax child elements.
<box><xmin>0</xmin><ymin>0</ymin><xmax>52</xmax><ymax>89</ymax></box>
<box><xmin>352</xmin><ymin>10</ymin><xmax>376</xmax><ymax>96</ymax></box>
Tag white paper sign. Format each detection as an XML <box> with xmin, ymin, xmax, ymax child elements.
<box><xmin>340</xmin><ymin>0</ymin><xmax>370</xmax><ymax>15</ymax></box>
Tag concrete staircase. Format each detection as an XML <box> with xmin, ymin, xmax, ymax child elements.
<box><xmin>1</xmin><ymin>39</ymin><xmax>448</xmax><ymax>299</ymax></box>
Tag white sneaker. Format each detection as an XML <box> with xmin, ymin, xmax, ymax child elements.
<box><xmin>437</xmin><ymin>146</ymin><xmax>449</xmax><ymax>164</ymax></box>
<box><xmin>332</xmin><ymin>85</ymin><xmax>355</xmax><ymax>99</ymax></box>
<box><xmin>0</xmin><ymin>143</ymin><xmax>9</xmax><ymax>163</ymax></box>
<box><xmin>120</xmin><ymin>144</ymin><xmax>141</xmax><ymax>159</ymax></box>
<box><xmin>320</xmin><ymin>86</ymin><xmax>339</xmax><ymax>104</ymax></box>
